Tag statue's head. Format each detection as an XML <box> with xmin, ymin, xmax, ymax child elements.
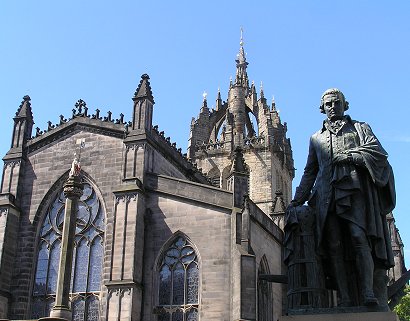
<box><xmin>320</xmin><ymin>88</ymin><xmax>349</xmax><ymax>120</ymax></box>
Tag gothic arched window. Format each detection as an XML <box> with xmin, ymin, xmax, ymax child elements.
<box><xmin>31</xmin><ymin>182</ymin><xmax>105</xmax><ymax>320</ymax></box>
<box><xmin>258</xmin><ymin>256</ymin><xmax>273</xmax><ymax>321</ymax></box>
<box><xmin>157</xmin><ymin>236</ymin><xmax>199</xmax><ymax>321</ymax></box>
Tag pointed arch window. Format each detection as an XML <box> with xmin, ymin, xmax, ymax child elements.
<box><xmin>157</xmin><ymin>236</ymin><xmax>199</xmax><ymax>321</ymax></box>
<box><xmin>31</xmin><ymin>182</ymin><xmax>105</xmax><ymax>320</ymax></box>
<box><xmin>258</xmin><ymin>256</ymin><xmax>273</xmax><ymax>321</ymax></box>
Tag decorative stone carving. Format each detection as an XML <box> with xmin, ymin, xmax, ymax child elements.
<box><xmin>0</xmin><ymin>208</ymin><xmax>8</xmax><ymax>217</ymax></box>
<box><xmin>63</xmin><ymin>175</ymin><xmax>84</xmax><ymax>199</ymax></box>
<box><xmin>115</xmin><ymin>193</ymin><xmax>138</xmax><ymax>204</ymax></box>
<box><xmin>4</xmin><ymin>160</ymin><xmax>21</xmax><ymax>169</ymax></box>
<box><xmin>125</xmin><ymin>143</ymin><xmax>145</xmax><ymax>151</ymax></box>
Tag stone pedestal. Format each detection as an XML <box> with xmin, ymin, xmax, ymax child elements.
<box><xmin>279</xmin><ymin>311</ymin><xmax>399</xmax><ymax>321</ymax></box>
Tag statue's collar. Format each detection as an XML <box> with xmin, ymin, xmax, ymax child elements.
<box><xmin>321</xmin><ymin>115</ymin><xmax>352</xmax><ymax>133</ymax></box>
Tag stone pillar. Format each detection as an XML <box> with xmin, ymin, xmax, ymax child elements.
<box><xmin>49</xmin><ymin>175</ymin><xmax>83</xmax><ymax>321</ymax></box>
<box><xmin>0</xmin><ymin>193</ymin><xmax>20</xmax><ymax>319</ymax></box>
<box><xmin>104</xmin><ymin>184</ymin><xmax>145</xmax><ymax>321</ymax></box>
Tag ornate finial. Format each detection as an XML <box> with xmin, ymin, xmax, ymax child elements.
<box><xmin>16</xmin><ymin>95</ymin><xmax>33</xmax><ymax>119</ymax></box>
<box><xmin>201</xmin><ymin>91</ymin><xmax>208</xmax><ymax>112</ymax></box>
<box><xmin>133</xmin><ymin>73</ymin><xmax>154</xmax><ymax>103</ymax></box>
<box><xmin>260</xmin><ymin>81</ymin><xmax>265</xmax><ymax>99</ymax></box>
<box><xmin>236</xmin><ymin>29</ymin><xmax>247</xmax><ymax>65</ymax></box>
<box><xmin>47</xmin><ymin>121</ymin><xmax>55</xmax><ymax>131</ymax></box>
<box><xmin>74</xmin><ymin>99</ymin><xmax>87</xmax><ymax>115</ymax></box>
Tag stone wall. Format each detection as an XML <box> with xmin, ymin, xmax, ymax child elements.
<box><xmin>251</xmin><ymin>218</ymin><xmax>284</xmax><ymax>321</ymax></box>
<box><xmin>195</xmin><ymin>146</ymin><xmax>293</xmax><ymax>216</ymax></box>
<box><xmin>9</xmin><ymin>129</ymin><xmax>124</xmax><ymax>319</ymax></box>
<box><xmin>143</xmin><ymin>184</ymin><xmax>232</xmax><ymax>321</ymax></box>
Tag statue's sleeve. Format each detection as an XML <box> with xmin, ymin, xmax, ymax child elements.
<box><xmin>352</xmin><ymin>122</ymin><xmax>390</xmax><ymax>187</ymax></box>
<box><xmin>293</xmin><ymin>136</ymin><xmax>319</xmax><ymax>204</ymax></box>
<box><xmin>353</xmin><ymin>122</ymin><xmax>396</xmax><ymax>214</ymax></box>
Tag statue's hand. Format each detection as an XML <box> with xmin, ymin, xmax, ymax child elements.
<box><xmin>333</xmin><ymin>153</ymin><xmax>352</xmax><ymax>164</ymax></box>
<box><xmin>351</xmin><ymin>153</ymin><xmax>365</xmax><ymax>166</ymax></box>
<box><xmin>333</xmin><ymin>152</ymin><xmax>365</xmax><ymax>166</ymax></box>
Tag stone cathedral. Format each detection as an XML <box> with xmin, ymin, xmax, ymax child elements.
<box><xmin>0</xmin><ymin>39</ymin><xmax>405</xmax><ymax>321</ymax></box>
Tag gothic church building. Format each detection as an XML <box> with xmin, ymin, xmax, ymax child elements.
<box><xmin>0</xmin><ymin>40</ymin><xmax>404</xmax><ymax>321</ymax></box>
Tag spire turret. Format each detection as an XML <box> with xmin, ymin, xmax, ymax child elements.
<box><xmin>271</xmin><ymin>95</ymin><xmax>276</xmax><ymax>111</ymax></box>
<box><xmin>260</xmin><ymin>81</ymin><xmax>265</xmax><ymax>99</ymax></box>
<box><xmin>6</xmin><ymin>95</ymin><xmax>34</xmax><ymax>159</ymax></box>
<box><xmin>16</xmin><ymin>95</ymin><xmax>34</xmax><ymax>120</ymax></box>
<box><xmin>200</xmin><ymin>91</ymin><xmax>209</xmax><ymax>114</ymax></box>
<box><xmin>130</xmin><ymin>74</ymin><xmax>155</xmax><ymax>133</ymax></box>
<box><xmin>3</xmin><ymin>95</ymin><xmax>34</xmax><ymax>199</ymax></box>
<box><xmin>234</xmin><ymin>28</ymin><xmax>249</xmax><ymax>88</ymax></box>
<box><xmin>133</xmin><ymin>74</ymin><xmax>154</xmax><ymax>103</ymax></box>
<box><xmin>216</xmin><ymin>88</ymin><xmax>222</xmax><ymax>111</ymax></box>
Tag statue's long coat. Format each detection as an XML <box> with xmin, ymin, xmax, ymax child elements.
<box><xmin>294</xmin><ymin>116</ymin><xmax>395</xmax><ymax>267</ymax></box>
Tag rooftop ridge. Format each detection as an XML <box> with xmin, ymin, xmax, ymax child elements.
<box><xmin>32</xmin><ymin>99</ymin><xmax>129</xmax><ymax>139</ymax></box>
<box><xmin>151</xmin><ymin>124</ymin><xmax>212</xmax><ymax>184</ymax></box>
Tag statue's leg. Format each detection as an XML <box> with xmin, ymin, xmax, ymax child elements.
<box><xmin>348</xmin><ymin>222</ymin><xmax>378</xmax><ymax>306</ymax></box>
<box><xmin>324</xmin><ymin>213</ymin><xmax>352</xmax><ymax>306</ymax></box>
<box><xmin>373</xmin><ymin>266</ymin><xmax>389</xmax><ymax>309</ymax></box>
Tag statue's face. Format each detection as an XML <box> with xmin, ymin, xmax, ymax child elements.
<box><xmin>323</xmin><ymin>93</ymin><xmax>344</xmax><ymax>121</ymax></box>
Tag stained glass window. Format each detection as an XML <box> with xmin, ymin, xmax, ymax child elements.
<box><xmin>32</xmin><ymin>182</ymin><xmax>104</xmax><ymax>320</ymax></box>
<box><xmin>157</xmin><ymin>236</ymin><xmax>199</xmax><ymax>321</ymax></box>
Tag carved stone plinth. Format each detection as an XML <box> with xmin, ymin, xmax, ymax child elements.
<box><xmin>63</xmin><ymin>175</ymin><xmax>84</xmax><ymax>199</ymax></box>
<box><xmin>279</xmin><ymin>311</ymin><xmax>399</xmax><ymax>321</ymax></box>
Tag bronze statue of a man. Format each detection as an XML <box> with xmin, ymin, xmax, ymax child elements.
<box><xmin>291</xmin><ymin>88</ymin><xmax>395</xmax><ymax>307</ymax></box>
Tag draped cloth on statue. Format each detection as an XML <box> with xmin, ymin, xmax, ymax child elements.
<box><xmin>329</xmin><ymin>121</ymin><xmax>395</xmax><ymax>268</ymax></box>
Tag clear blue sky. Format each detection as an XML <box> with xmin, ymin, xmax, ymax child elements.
<box><xmin>1</xmin><ymin>1</ymin><xmax>410</xmax><ymax>264</ymax></box>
